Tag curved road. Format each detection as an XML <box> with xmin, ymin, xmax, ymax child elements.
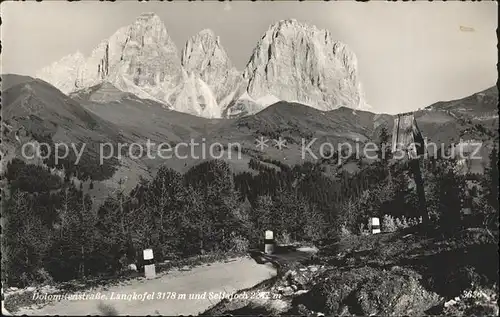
<box><xmin>14</xmin><ymin>257</ymin><xmax>276</xmax><ymax>316</ymax></box>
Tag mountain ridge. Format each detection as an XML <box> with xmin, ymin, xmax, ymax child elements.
<box><xmin>35</xmin><ymin>13</ymin><xmax>371</xmax><ymax>118</ymax></box>
<box><xmin>2</xmin><ymin>73</ymin><xmax>498</xmax><ymax>198</ymax></box>
<box><xmin>240</xmin><ymin>19</ymin><xmax>368</xmax><ymax>112</ymax></box>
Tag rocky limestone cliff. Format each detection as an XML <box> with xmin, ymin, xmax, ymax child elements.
<box><xmin>181</xmin><ymin>29</ymin><xmax>242</xmax><ymax>107</ymax></box>
<box><xmin>37</xmin><ymin>12</ymin><xmax>183</xmax><ymax>106</ymax></box>
<box><xmin>240</xmin><ymin>19</ymin><xmax>369</xmax><ymax>113</ymax></box>
<box><xmin>36</xmin><ymin>51</ymin><xmax>86</xmax><ymax>94</ymax></box>
<box><xmin>107</xmin><ymin>12</ymin><xmax>182</xmax><ymax>99</ymax></box>
<box><xmin>36</xmin><ymin>15</ymin><xmax>371</xmax><ymax>118</ymax></box>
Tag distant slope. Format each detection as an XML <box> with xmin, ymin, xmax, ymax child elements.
<box><xmin>414</xmin><ymin>86</ymin><xmax>498</xmax><ymax>145</ymax></box>
<box><xmin>210</xmin><ymin>85</ymin><xmax>498</xmax><ymax>171</ymax></box>
<box><xmin>221</xmin><ymin>102</ymin><xmax>389</xmax><ymax>144</ymax></box>
<box><xmin>1</xmin><ymin>74</ymin><xmax>35</xmax><ymax>91</ymax></box>
<box><xmin>1</xmin><ymin>75</ymin><xmax>140</xmax><ymax>200</ymax></box>
<box><xmin>69</xmin><ymin>82</ymin><xmax>254</xmax><ymax>179</ymax></box>
<box><xmin>2</xmin><ymin>76</ymin><xmax>122</xmax><ymax>144</ymax></box>
<box><xmin>426</xmin><ymin>86</ymin><xmax>498</xmax><ymax>119</ymax></box>
<box><xmin>400</xmin><ymin>86</ymin><xmax>497</xmax><ymax>174</ymax></box>
<box><xmin>70</xmin><ymin>82</ymin><xmax>219</xmax><ymax>143</ymax></box>
<box><xmin>2</xmin><ymin>74</ymin><xmax>497</xmax><ymax>197</ymax></box>
<box><xmin>208</xmin><ymin>102</ymin><xmax>392</xmax><ymax>169</ymax></box>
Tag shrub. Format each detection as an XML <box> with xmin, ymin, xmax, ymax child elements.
<box><xmin>340</xmin><ymin>224</ymin><xmax>352</xmax><ymax>237</ymax></box>
<box><xmin>395</xmin><ymin>216</ymin><xmax>408</xmax><ymax>229</ymax></box>
<box><xmin>276</xmin><ymin>231</ymin><xmax>293</xmax><ymax>245</ymax></box>
<box><xmin>382</xmin><ymin>215</ymin><xmax>421</xmax><ymax>232</ymax></box>
<box><xmin>399</xmin><ymin>216</ymin><xmax>409</xmax><ymax>229</ymax></box>
<box><xmin>229</xmin><ymin>234</ymin><xmax>249</xmax><ymax>254</ymax></box>
<box><xmin>407</xmin><ymin>216</ymin><xmax>422</xmax><ymax>227</ymax></box>
<box><xmin>35</xmin><ymin>268</ymin><xmax>54</xmax><ymax>285</ymax></box>
<box><xmin>382</xmin><ymin>215</ymin><xmax>397</xmax><ymax>233</ymax></box>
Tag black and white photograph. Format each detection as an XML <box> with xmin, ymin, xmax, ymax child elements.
<box><xmin>0</xmin><ymin>0</ymin><xmax>498</xmax><ymax>316</ymax></box>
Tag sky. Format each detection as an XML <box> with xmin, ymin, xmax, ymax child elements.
<box><xmin>1</xmin><ymin>0</ymin><xmax>497</xmax><ymax>114</ymax></box>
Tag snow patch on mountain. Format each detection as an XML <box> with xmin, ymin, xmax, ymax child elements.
<box><xmin>222</xmin><ymin>90</ymin><xmax>267</xmax><ymax>118</ymax></box>
<box><xmin>170</xmin><ymin>70</ymin><xmax>220</xmax><ymax>118</ymax></box>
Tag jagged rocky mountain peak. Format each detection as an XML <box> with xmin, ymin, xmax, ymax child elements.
<box><xmin>271</xmin><ymin>18</ymin><xmax>318</xmax><ymax>32</ymax></box>
<box><xmin>136</xmin><ymin>11</ymin><xmax>162</xmax><ymax>21</ymax></box>
<box><xmin>35</xmin><ymin>51</ymin><xmax>87</xmax><ymax>94</ymax></box>
<box><xmin>182</xmin><ymin>28</ymin><xmax>229</xmax><ymax>69</ymax></box>
<box><xmin>127</xmin><ymin>12</ymin><xmax>171</xmax><ymax>44</ymax></box>
<box><xmin>186</xmin><ymin>29</ymin><xmax>221</xmax><ymax>49</ymax></box>
<box><xmin>241</xmin><ymin>18</ymin><xmax>368</xmax><ymax>112</ymax></box>
<box><xmin>181</xmin><ymin>28</ymin><xmax>241</xmax><ymax>110</ymax></box>
<box><xmin>36</xmin><ymin>14</ymin><xmax>370</xmax><ymax>118</ymax></box>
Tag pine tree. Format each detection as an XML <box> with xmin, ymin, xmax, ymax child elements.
<box><xmin>3</xmin><ymin>190</ymin><xmax>51</xmax><ymax>285</ymax></box>
<box><xmin>379</xmin><ymin>126</ymin><xmax>392</xmax><ymax>162</ymax></box>
<box><xmin>252</xmin><ymin>195</ymin><xmax>275</xmax><ymax>244</ymax></box>
<box><xmin>436</xmin><ymin>160</ymin><xmax>466</xmax><ymax>231</ymax></box>
<box><xmin>180</xmin><ymin>185</ymin><xmax>208</xmax><ymax>255</ymax></box>
<box><xmin>185</xmin><ymin>160</ymin><xmax>241</xmax><ymax>252</ymax></box>
<box><xmin>146</xmin><ymin>167</ymin><xmax>186</xmax><ymax>258</ymax></box>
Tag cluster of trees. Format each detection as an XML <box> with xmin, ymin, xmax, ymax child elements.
<box><xmin>2</xmin><ymin>159</ymin><xmax>94</xmax><ymax>285</ymax></box>
<box><xmin>44</xmin><ymin>143</ymin><xmax>119</xmax><ymax>182</ymax></box>
<box><xmin>336</xmin><ymin>142</ymin><xmax>499</xmax><ymax>235</ymax></box>
<box><xmin>2</xmin><ymin>159</ymin><xmax>248</xmax><ymax>286</ymax></box>
<box><xmin>2</xmin><ymin>133</ymin><xmax>498</xmax><ymax>288</ymax></box>
<box><xmin>29</xmin><ymin>134</ymin><xmax>119</xmax><ymax>182</ymax></box>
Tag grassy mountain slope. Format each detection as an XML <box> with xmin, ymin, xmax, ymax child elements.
<box><xmin>2</xmin><ymin>76</ymin><xmax>122</xmax><ymax>144</ymax></box>
<box><xmin>2</xmin><ymin>74</ymin><xmax>497</xmax><ymax>197</ymax></box>
<box><xmin>426</xmin><ymin>86</ymin><xmax>498</xmax><ymax>119</ymax></box>
<box><xmin>1</xmin><ymin>75</ymin><xmax>142</xmax><ymax>200</ymax></box>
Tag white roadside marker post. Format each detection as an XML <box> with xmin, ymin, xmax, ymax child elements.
<box><xmin>264</xmin><ymin>230</ymin><xmax>275</xmax><ymax>255</ymax></box>
<box><xmin>371</xmin><ymin>217</ymin><xmax>381</xmax><ymax>234</ymax></box>
<box><xmin>143</xmin><ymin>249</ymin><xmax>156</xmax><ymax>279</ymax></box>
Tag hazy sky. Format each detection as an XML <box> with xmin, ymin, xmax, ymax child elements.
<box><xmin>1</xmin><ymin>1</ymin><xmax>497</xmax><ymax>114</ymax></box>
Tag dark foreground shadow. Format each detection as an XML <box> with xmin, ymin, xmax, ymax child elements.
<box><xmin>249</xmin><ymin>245</ymin><xmax>317</xmax><ymax>268</ymax></box>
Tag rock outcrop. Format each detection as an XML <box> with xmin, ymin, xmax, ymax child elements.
<box><xmin>37</xmin><ymin>12</ymin><xmax>183</xmax><ymax>106</ymax></box>
<box><xmin>181</xmin><ymin>29</ymin><xmax>242</xmax><ymax>107</ymax></box>
<box><xmin>293</xmin><ymin>266</ymin><xmax>442</xmax><ymax>316</ymax></box>
<box><xmin>168</xmin><ymin>69</ymin><xmax>220</xmax><ymax>118</ymax></box>
<box><xmin>36</xmin><ymin>51</ymin><xmax>86</xmax><ymax>94</ymax></box>
<box><xmin>239</xmin><ymin>19</ymin><xmax>369</xmax><ymax>113</ymax></box>
<box><xmin>36</xmin><ymin>15</ymin><xmax>371</xmax><ymax>118</ymax></box>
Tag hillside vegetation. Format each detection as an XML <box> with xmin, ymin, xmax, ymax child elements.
<box><xmin>2</xmin><ymin>132</ymin><xmax>498</xmax><ymax>289</ymax></box>
<box><xmin>1</xmin><ymin>74</ymin><xmax>498</xmax><ymax>315</ymax></box>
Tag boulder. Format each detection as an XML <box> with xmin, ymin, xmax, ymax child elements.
<box><xmin>296</xmin><ymin>266</ymin><xmax>442</xmax><ymax>316</ymax></box>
